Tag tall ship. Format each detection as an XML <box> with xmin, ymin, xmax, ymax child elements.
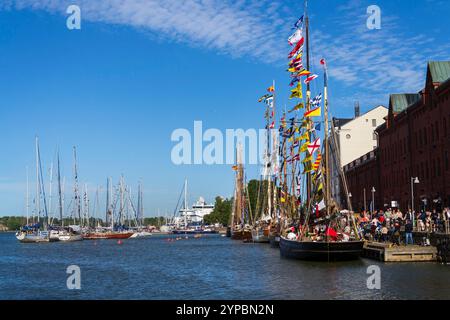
<box><xmin>229</xmin><ymin>145</ymin><xmax>252</xmax><ymax>241</ymax></box>
<box><xmin>250</xmin><ymin>82</ymin><xmax>279</xmax><ymax>244</ymax></box>
<box><xmin>274</xmin><ymin>1</ymin><xmax>364</xmax><ymax>260</ymax></box>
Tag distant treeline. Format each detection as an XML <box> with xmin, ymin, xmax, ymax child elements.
<box><xmin>0</xmin><ymin>216</ymin><xmax>179</xmax><ymax>230</ymax></box>
<box><xmin>0</xmin><ymin>216</ymin><xmax>27</xmax><ymax>231</ymax></box>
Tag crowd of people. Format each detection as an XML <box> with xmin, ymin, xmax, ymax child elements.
<box><xmin>357</xmin><ymin>207</ymin><xmax>450</xmax><ymax>245</ymax></box>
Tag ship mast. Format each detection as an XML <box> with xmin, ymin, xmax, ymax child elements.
<box><xmin>305</xmin><ymin>0</ymin><xmax>312</xmax><ymax>209</ymax></box>
<box><xmin>26</xmin><ymin>166</ymin><xmax>29</xmax><ymax>225</ymax></box>
<box><xmin>323</xmin><ymin>61</ymin><xmax>331</xmax><ymax>215</ymax></box>
<box><xmin>35</xmin><ymin>137</ymin><xmax>40</xmax><ymax>225</ymax></box>
<box><xmin>73</xmin><ymin>146</ymin><xmax>81</xmax><ymax>225</ymax></box>
<box><xmin>57</xmin><ymin>149</ymin><xmax>64</xmax><ymax>226</ymax></box>
<box><xmin>184</xmin><ymin>178</ymin><xmax>188</xmax><ymax>229</ymax></box>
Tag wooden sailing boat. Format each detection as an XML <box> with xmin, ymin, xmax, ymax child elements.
<box><xmin>278</xmin><ymin>1</ymin><xmax>364</xmax><ymax>261</ymax></box>
<box><xmin>230</xmin><ymin>145</ymin><xmax>252</xmax><ymax>241</ymax></box>
<box><xmin>251</xmin><ymin>82</ymin><xmax>277</xmax><ymax>243</ymax></box>
<box><xmin>83</xmin><ymin>176</ymin><xmax>134</xmax><ymax>240</ymax></box>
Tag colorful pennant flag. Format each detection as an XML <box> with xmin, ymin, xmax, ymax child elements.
<box><xmin>300</xmin><ymin>142</ymin><xmax>309</xmax><ymax>153</ymax></box>
<box><xmin>288</xmin><ymin>28</ymin><xmax>303</xmax><ymax>46</ymax></box>
<box><xmin>258</xmin><ymin>94</ymin><xmax>272</xmax><ymax>102</ymax></box>
<box><xmin>288</xmin><ymin>38</ymin><xmax>304</xmax><ymax>59</ymax></box>
<box><xmin>304</xmin><ymin>74</ymin><xmax>318</xmax><ymax>84</ymax></box>
<box><xmin>288</xmin><ymin>102</ymin><xmax>304</xmax><ymax>113</ymax></box>
<box><xmin>267</xmin><ymin>85</ymin><xmax>275</xmax><ymax>92</ymax></box>
<box><xmin>304</xmin><ymin>107</ymin><xmax>321</xmax><ymax>118</ymax></box>
<box><xmin>307</xmin><ymin>138</ymin><xmax>321</xmax><ymax>155</ymax></box>
<box><xmin>297</xmin><ymin>70</ymin><xmax>311</xmax><ymax>77</ymax></box>
<box><xmin>293</xmin><ymin>16</ymin><xmax>304</xmax><ymax>29</ymax></box>
<box><xmin>310</xmin><ymin>93</ymin><xmax>322</xmax><ymax>106</ymax></box>
<box><xmin>313</xmin><ymin>153</ymin><xmax>322</xmax><ymax>170</ymax></box>
<box><xmin>289</xmin><ymin>83</ymin><xmax>303</xmax><ymax>99</ymax></box>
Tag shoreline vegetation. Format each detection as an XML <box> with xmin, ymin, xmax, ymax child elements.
<box><xmin>0</xmin><ymin>216</ymin><xmax>182</xmax><ymax>232</ymax></box>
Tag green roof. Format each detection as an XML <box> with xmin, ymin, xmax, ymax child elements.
<box><xmin>428</xmin><ymin>61</ymin><xmax>450</xmax><ymax>83</ymax></box>
<box><xmin>389</xmin><ymin>94</ymin><xmax>421</xmax><ymax>113</ymax></box>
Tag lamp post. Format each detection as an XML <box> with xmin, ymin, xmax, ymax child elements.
<box><xmin>411</xmin><ymin>177</ymin><xmax>419</xmax><ymax>228</ymax></box>
<box><xmin>371</xmin><ymin>187</ymin><xmax>376</xmax><ymax>218</ymax></box>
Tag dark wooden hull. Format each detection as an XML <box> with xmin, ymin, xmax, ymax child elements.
<box><xmin>280</xmin><ymin>237</ymin><xmax>364</xmax><ymax>261</ymax></box>
<box><xmin>226</xmin><ymin>227</ymin><xmax>232</xmax><ymax>237</ymax></box>
<box><xmin>231</xmin><ymin>230</ymin><xmax>252</xmax><ymax>241</ymax></box>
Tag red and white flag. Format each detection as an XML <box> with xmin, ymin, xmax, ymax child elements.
<box><xmin>304</xmin><ymin>74</ymin><xmax>318</xmax><ymax>84</ymax></box>
<box><xmin>288</xmin><ymin>37</ymin><xmax>304</xmax><ymax>58</ymax></box>
<box><xmin>307</xmin><ymin>138</ymin><xmax>321</xmax><ymax>155</ymax></box>
<box><xmin>288</xmin><ymin>29</ymin><xmax>303</xmax><ymax>46</ymax></box>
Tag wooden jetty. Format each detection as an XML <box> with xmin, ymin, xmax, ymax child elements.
<box><xmin>362</xmin><ymin>242</ymin><xmax>437</xmax><ymax>262</ymax></box>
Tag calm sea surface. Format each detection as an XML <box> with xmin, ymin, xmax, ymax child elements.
<box><xmin>0</xmin><ymin>232</ymin><xmax>448</xmax><ymax>300</ymax></box>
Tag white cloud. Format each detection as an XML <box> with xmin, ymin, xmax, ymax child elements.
<box><xmin>3</xmin><ymin>0</ymin><xmax>450</xmax><ymax>110</ymax></box>
<box><xmin>7</xmin><ymin>0</ymin><xmax>292</xmax><ymax>62</ymax></box>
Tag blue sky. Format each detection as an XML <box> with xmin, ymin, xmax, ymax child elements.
<box><xmin>0</xmin><ymin>0</ymin><xmax>449</xmax><ymax>217</ymax></box>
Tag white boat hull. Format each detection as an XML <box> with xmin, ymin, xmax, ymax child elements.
<box><xmin>16</xmin><ymin>231</ymin><xmax>50</xmax><ymax>243</ymax></box>
<box><xmin>130</xmin><ymin>231</ymin><xmax>153</xmax><ymax>238</ymax></box>
<box><xmin>58</xmin><ymin>234</ymin><xmax>83</xmax><ymax>242</ymax></box>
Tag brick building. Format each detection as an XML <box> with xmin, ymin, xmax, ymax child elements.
<box><xmin>344</xmin><ymin>61</ymin><xmax>450</xmax><ymax>212</ymax></box>
<box><xmin>343</xmin><ymin>150</ymin><xmax>380</xmax><ymax>212</ymax></box>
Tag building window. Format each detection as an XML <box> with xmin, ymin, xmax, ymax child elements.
<box><xmin>373</xmin><ymin>133</ymin><xmax>377</xmax><ymax>141</ymax></box>
<box><xmin>372</xmin><ymin>119</ymin><xmax>377</xmax><ymax>127</ymax></box>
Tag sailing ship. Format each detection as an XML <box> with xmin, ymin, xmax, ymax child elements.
<box><xmin>250</xmin><ymin>87</ymin><xmax>278</xmax><ymax>244</ymax></box>
<box><xmin>230</xmin><ymin>145</ymin><xmax>252</xmax><ymax>241</ymax></box>
<box><xmin>129</xmin><ymin>181</ymin><xmax>152</xmax><ymax>238</ymax></box>
<box><xmin>16</xmin><ymin>137</ymin><xmax>51</xmax><ymax>243</ymax></box>
<box><xmin>275</xmin><ymin>1</ymin><xmax>364</xmax><ymax>261</ymax></box>
<box><xmin>83</xmin><ymin>176</ymin><xmax>134</xmax><ymax>240</ymax></box>
<box><xmin>53</xmin><ymin>148</ymin><xmax>83</xmax><ymax>241</ymax></box>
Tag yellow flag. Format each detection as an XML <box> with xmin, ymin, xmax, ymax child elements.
<box><xmin>299</xmin><ymin>132</ymin><xmax>309</xmax><ymax>141</ymax></box>
<box><xmin>317</xmin><ymin>183</ymin><xmax>323</xmax><ymax>193</ymax></box>
<box><xmin>300</xmin><ymin>142</ymin><xmax>309</xmax><ymax>152</ymax></box>
<box><xmin>304</xmin><ymin>107</ymin><xmax>321</xmax><ymax>118</ymax></box>
<box><xmin>289</xmin><ymin>83</ymin><xmax>302</xmax><ymax>99</ymax></box>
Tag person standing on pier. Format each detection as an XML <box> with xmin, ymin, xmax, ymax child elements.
<box><xmin>405</xmin><ymin>220</ymin><xmax>414</xmax><ymax>245</ymax></box>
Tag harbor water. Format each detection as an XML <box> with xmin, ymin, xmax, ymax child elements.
<box><xmin>0</xmin><ymin>232</ymin><xmax>449</xmax><ymax>300</ymax></box>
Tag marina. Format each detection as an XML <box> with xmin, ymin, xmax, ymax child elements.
<box><xmin>1</xmin><ymin>232</ymin><xmax>449</xmax><ymax>300</ymax></box>
<box><xmin>0</xmin><ymin>0</ymin><xmax>449</xmax><ymax>304</ymax></box>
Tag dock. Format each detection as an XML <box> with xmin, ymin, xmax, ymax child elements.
<box><xmin>362</xmin><ymin>242</ymin><xmax>437</xmax><ymax>262</ymax></box>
